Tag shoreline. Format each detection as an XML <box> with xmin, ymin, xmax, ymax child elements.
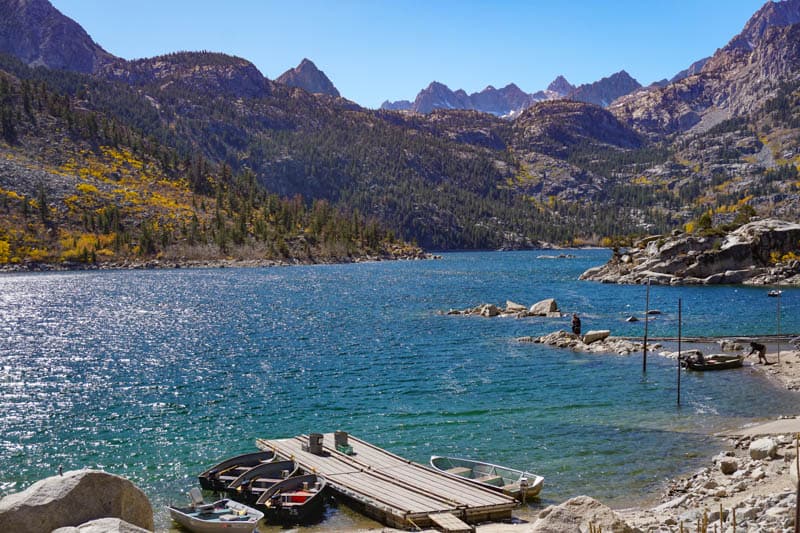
<box><xmin>348</xmin><ymin>346</ymin><xmax>800</xmax><ymax>533</ymax></box>
<box><xmin>0</xmin><ymin>252</ymin><xmax>439</xmax><ymax>274</ymax></box>
<box><xmin>476</xmin><ymin>347</ymin><xmax>800</xmax><ymax>532</ymax></box>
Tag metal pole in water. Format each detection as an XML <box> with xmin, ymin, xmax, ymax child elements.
<box><xmin>643</xmin><ymin>278</ymin><xmax>651</xmax><ymax>373</ymax></box>
<box><xmin>677</xmin><ymin>298</ymin><xmax>682</xmax><ymax>406</ymax></box>
<box><xmin>777</xmin><ymin>292</ymin><xmax>782</xmax><ymax>364</ymax></box>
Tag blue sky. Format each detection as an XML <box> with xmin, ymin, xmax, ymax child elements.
<box><xmin>51</xmin><ymin>0</ymin><xmax>766</xmax><ymax>108</ymax></box>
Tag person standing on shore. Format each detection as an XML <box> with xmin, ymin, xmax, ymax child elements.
<box><xmin>747</xmin><ymin>341</ymin><xmax>770</xmax><ymax>364</ymax></box>
<box><xmin>571</xmin><ymin>313</ymin><xmax>581</xmax><ymax>336</ymax></box>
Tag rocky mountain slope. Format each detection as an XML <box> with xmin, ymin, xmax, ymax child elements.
<box><xmin>275</xmin><ymin>58</ymin><xmax>340</xmax><ymax>97</ymax></box>
<box><xmin>1</xmin><ymin>0</ymin><xmax>800</xmax><ymax>266</ymax></box>
<box><xmin>567</xmin><ymin>70</ymin><xmax>641</xmax><ymax>107</ymax></box>
<box><xmin>0</xmin><ymin>0</ymin><xmax>113</xmax><ymax>72</ymax></box>
<box><xmin>611</xmin><ymin>0</ymin><xmax>800</xmax><ymax>136</ymax></box>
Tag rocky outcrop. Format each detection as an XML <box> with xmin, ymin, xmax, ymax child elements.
<box><xmin>275</xmin><ymin>58</ymin><xmax>340</xmax><ymax>97</ymax></box>
<box><xmin>522</xmin><ymin>330</ymin><xmax>647</xmax><ymax>355</ymax></box>
<box><xmin>580</xmin><ymin>219</ymin><xmax>800</xmax><ymax>285</ymax></box>
<box><xmin>0</xmin><ymin>469</ymin><xmax>153</xmax><ymax>533</ymax></box>
<box><xmin>443</xmin><ymin>299</ymin><xmax>561</xmax><ymax>318</ymax></box>
<box><xmin>100</xmin><ymin>52</ymin><xmax>270</xmax><ymax>99</ymax></box>
<box><xmin>52</xmin><ymin>518</ymin><xmax>150</xmax><ymax>533</ymax></box>
<box><xmin>533</xmin><ymin>495</ymin><xmax>637</xmax><ymax>533</ymax></box>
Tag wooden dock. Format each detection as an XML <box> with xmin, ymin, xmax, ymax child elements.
<box><xmin>256</xmin><ymin>433</ymin><xmax>517</xmax><ymax>530</ymax></box>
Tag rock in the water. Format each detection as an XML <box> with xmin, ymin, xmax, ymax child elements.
<box><xmin>0</xmin><ymin>469</ymin><xmax>153</xmax><ymax>533</ymax></box>
<box><xmin>532</xmin><ymin>495</ymin><xmax>636</xmax><ymax>532</ymax></box>
<box><xmin>505</xmin><ymin>300</ymin><xmax>527</xmax><ymax>312</ymax></box>
<box><xmin>52</xmin><ymin>518</ymin><xmax>151</xmax><ymax>533</ymax></box>
<box><xmin>582</xmin><ymin>330</ymin><xmax>610</xmax><ymax>344</ymax></box>
<box><xmin>580</xmin><ymin>219</ymin><xmax>800</xmax><ymax>285</ymax></box>
<box><xmin>749</xmin><ymin>437</ymin><xmax>778</xmax><ymax>460</ymax></box>
<box><xmin>480</xmin><ymin>304</ymin><xmax>500</xmax><ymax>317</ymax></box>
<box><xmin>530</xmin><ymin>298</ymin><xmax>559</xmax><ymax>316</ymax></box>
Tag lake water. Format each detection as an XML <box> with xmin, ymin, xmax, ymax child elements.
<box><xmin>1</xmin><ymin>250</ymin><xmax>797</xmax><ymax>530</ymax></box>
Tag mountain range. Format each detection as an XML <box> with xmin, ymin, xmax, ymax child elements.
<box><xmin>380</xmin><ymin>70</ymin><xmax>646</xmax><ymax>116</ymax></box>
<box><xmin>0</xmin><ymin>0</ymin><xmax>799</xmax><ymax>266</ymax></box>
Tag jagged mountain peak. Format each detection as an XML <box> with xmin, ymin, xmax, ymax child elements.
<box><xmin>0</xmin><ymin>0</ymin><xmax>114</xmax><ymax>72</ymax></box>
<box><xmin>725</xmin><ymin>0</ymin><xmax>800</xmax><ymax>52</ymax></box>
<box><xmin>567</xmin><ymin>70</ymin><xmax>642</xmax><ymax>107</ymax></box>
<box><xmin>547</xmin><ymin>75</ymin><xmax>574</xmax><ymax>95</ymax></box>
<box><xmin>276</xmin><ymin>58</ymin><xmax>340</xmax><ymax>97</ymax></box>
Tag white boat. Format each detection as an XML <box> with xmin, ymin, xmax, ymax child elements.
<box><xmin>430</xmin><ymin>455</ymin><xmax>544</xmax><ymax>500</ymax></box>
<box><xmin>168</xmin><ymin>488</ymin><xmax>264</xmax><ymax>533</ymax></box>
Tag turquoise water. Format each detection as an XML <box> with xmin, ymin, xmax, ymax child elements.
<box><xmin>1</xmin><ymin>250</ymin><xmax>798</xmax><ymax>530</ymax></box>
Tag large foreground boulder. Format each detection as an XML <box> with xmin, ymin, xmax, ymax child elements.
<box><xmin>0</xmin><ymin>469</ymin><xmax>153</xmax><ymax>533</ymax></box>
<box><xmin>532</xmin><ymin>495</ymin><xmax>637</xmax><ymax>532</ymax></box>
<box><xmin>53</xmin><ymin>517</ymin><xmax>150</xmax><ymax>533</ymax></box>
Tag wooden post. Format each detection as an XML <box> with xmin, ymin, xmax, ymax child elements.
<box><xmin>643</xmin><ymin>278</ymin><xmax>650</xmax><ymax>373</ymax></box>
<box><xmin>795</xmin><ymin>432</ymin><xmax>799</xmax><ymax>533</ymax></box>
<box><xmin>677</xmin><ymin>298</ymin><xmax>682</xmax><ymax>406</ymax></box>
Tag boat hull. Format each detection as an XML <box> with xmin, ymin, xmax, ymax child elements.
<box><xmin>256</xmin><ymin>474</ymin><xmax>328</xmax><ymax>525</ymax></box>
<box><xmin>198</xmin><ymin>451</ymin><xmax>275</xmax><ymax>492</ymax></box>
<box><xmin>168</xmin><ymin>498</ymin><xmax>263</xmax><ymax>533</ymax></box>
<box><xmin>685</xmin><ymin>355</ymin><xmax>744</xmax><ymax>371</ymax></box>
<box><xmin>430</xmin><ymin>455</ymin><xmax>543</xmax><ymax>500</ymax></box>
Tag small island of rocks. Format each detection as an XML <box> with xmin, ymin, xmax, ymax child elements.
<box><xmin>580</xmin><ymin>218</ymin><xmax>800</xmax><ymax>285</ymax></box>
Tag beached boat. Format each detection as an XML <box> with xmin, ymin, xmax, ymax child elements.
<box><xmin>684</xmin><ymin>354</ymin><xmax>744</xmax><ymax>371</ymax></box>
<box><xmin>198</xmin><ymin>450</ymin><xmax>275</xmax><ymax>491</ymax></box>
<box><xmin>225</xmin><ymin>459</ymin><xmax>299</xmax><ymax>504</ymax></box>
<box><xmin>168</xmin><ymin>488</ymin><xmax>264</xmax><ymax>533</ymax></box>
<box><xmin>255</xmin><ymin>474</ymin><xmax>328</xmax><ymax>524</ymax></box>
<box><xmin>429</xmin><ymin>455</ymin><xmax>544</xmax><ymax>500</ymax></box>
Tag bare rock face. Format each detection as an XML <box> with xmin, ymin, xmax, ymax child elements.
<box><xmin>52</xmin><ymin>517</ymin><xmax>150</xmax><ymax>533</ymax></box>
<box><xmin>0</xmin><ymin>0</ymin><xmax>115</xmax><ymax>72</ymax></box>
<box><xmin>580</xmin><ymin>219</ymin><xmax>800</xmax><ymax>285</ymax></box>
<box><xmin>533</xmin><ymin>495</ymin><xmax>637</xmax><ymax>533</ymax></box>
<box><xmin>611</xmin><ymin>0</ymin><xmax>800</xmax><ymax>137</ymax></box>
<box><xmin>0</xmin><ymin>469</ymin><xmax>153</xmax><ymax>533</ymax></box>
<box><xmin>276</xmin><ymin>58</ymin><xmax>340</xmax><ymax>97</ymax></box>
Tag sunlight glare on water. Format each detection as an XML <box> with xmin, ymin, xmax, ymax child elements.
<box><xmin>1</xmin><ymin>250</ymin><xmax>797</xmax><ymax>530</ymax></box>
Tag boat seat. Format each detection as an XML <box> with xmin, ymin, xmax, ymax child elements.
<box><xmin>475</xmin><ymin>474</ymin><xmax>503</xmax><ymax>485</ymax></box>
<box><xmin>445</xmin><ymin>467</ymin><xmax>471</xmax><ymax>477</ymax></box>
<box><xmin>501</xmin><ymin>483</ymin><xmax>519</xmax><ymax>492</ymax></box>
